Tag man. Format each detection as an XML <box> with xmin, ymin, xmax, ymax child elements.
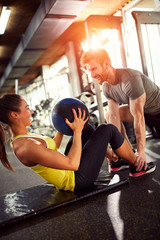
<box><xmin>80</xmin><ymin>48</ymin><xmax>160</xmax><ymax>175</ymax></box>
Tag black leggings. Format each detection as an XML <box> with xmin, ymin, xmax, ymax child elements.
<box><xmin>64</xmin><ymin>123</ymin><xmax>124</xmax><ymax>191</ymax></box>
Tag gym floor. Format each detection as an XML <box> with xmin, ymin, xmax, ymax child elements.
<box><xmin>0</xmin><ymin>136</ymin><xmax>160</xmax><ymax>240</ymax></box>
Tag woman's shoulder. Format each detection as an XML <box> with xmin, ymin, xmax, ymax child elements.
<box><xmin>13</xmin><ymin>137</ymin><xmax>46</xmax><ymax>166</ymax></box>
<box><xmin>13</xmin><ymin>137</ymin><xmax>41</xmax><ymax>153</ymax></box>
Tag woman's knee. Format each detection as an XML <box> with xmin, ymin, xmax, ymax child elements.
<box><xmin>97</xmin><ymin>123</ymin><xmax>118</xmax><ymax>136</ymax></box>
<box><xmin>95</xmin><ymin>124</ymin><xmax>124</xmax><ymax>149</ymax></box>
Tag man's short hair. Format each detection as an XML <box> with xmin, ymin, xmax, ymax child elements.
<box><xmin>80</xmin><ymin>48</ymin><xmax>111</xmax><ymax>67</ymax></box>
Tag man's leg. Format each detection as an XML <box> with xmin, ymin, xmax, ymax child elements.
<box><xmin>144</xmin><ymin>113</ymin><xmax>160</xmax><ymax>138</ymax></box>
<box><xmin>119</xmin><ymin>104</ymin><xmax>135</xmax><ymax>146</ymax></box>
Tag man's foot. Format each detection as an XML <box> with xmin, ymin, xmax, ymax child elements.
<box><xmin>110</xmin><ymin>158</ymin><xmax>129</xmax><ymax>171</ymax></box>
<box><xmin>129</xmin><ymin>162</ymin><xmax>156</xmax><ymax>177</ymax></box>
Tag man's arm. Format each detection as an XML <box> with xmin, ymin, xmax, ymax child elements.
<box><xmin>107</xmin><ymin>99</ymin><xmax>134</xmax><ymax>149</ymax></box>
<box><xmin>130</xmin><ymin>92</ymin><xmax>147</xmax><ymax>169</ymax></box>
<box><xmin>107</xmin><ymin>99</ymin><xmax>121</xmax><ymax>131</ymax></box>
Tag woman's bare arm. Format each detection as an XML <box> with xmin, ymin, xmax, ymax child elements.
<box><xmin>53</xmin><ymin>131</ymin><xmax>63</xmax><ymax>148</ymax></box>
<box><xmin>14</xmin><ymin>108</ymin><xmax>89</xmax><ymax>171</ymax></box>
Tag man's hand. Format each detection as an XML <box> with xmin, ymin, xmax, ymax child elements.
<box><xmin>134</xmin><ymin>152</ymin><xmax>147</xmax><ymax>171</ymax></box>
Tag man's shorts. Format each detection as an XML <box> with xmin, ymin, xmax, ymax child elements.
<box><xmin>144</xmin><ymin>112</ymin><xmax>160</xmax><ymax>137</ymax></box>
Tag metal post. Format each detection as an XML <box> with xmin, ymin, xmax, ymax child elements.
<box><xmin>84</xmin><ymin>21</ymin><xmax>111</xmax><ymax>175</ymax></box>
<box><xmin>65</xmin><ymin>41</ymin><xmax>82</xmax><ymax>97</ymax></box>
<box><xmin>41</xmin><ymin>65</ymin><xmax>52</xmax><ymax>125</ymax></box>
<box><xmin>41</xmin><ymin>65</ymin><xmax>50</xmax><ymax>99</ymax></box>
<box><xmin>93</xmin><ymin>79</ymin><xmax>105</xmax><ymax>124</ymax></box>
<box><xmin>15</xmin><ymin>79</ymin><xmax>19</xmax><ymax>94</ymax></box>
<box><xmin>84</xmin><ymin>21</ymin><xmax>105</xmax><ymax>124</ymax></box>
<box><xmin>132</xmin><ymin>11</ymin><xmax>149</xmax><ymax>76</ymax></box>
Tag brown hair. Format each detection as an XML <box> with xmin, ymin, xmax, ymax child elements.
<box><xmin>80</xmin><ymin>48</ymin><xmax>111</xmax><ymax>67</ymax></box>
<box><xmin>0</xmin><ymin>94</ymin><xmax>22</xmax><ymax>171</ymax></box>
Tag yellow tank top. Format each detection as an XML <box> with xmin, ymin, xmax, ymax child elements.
<box><xmin>12</xmin><ymin>134</ymin><xmax>75</xmax><ymax>191</ymax></box>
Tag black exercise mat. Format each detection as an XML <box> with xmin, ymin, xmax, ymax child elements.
<box><xmin>0</xmin><ymin>174</ymin><xmax>129</xmax><ymax>228</ymax></box>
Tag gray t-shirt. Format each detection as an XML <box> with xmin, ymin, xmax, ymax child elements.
<box><xmin>103</xmin><ymin>68</ymin><xmax>160</xmax><ymax>115</ymax></box>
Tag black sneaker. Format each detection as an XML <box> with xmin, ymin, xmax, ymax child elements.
<box><xmin>110</xmin><ymin>158</ymin><xmax>129</xmax><ymax>172</ymax></box>
<box><xmin>129</xmin><ymin>162</ymin><xmax>156</xmax><ymax>177</ymax></box>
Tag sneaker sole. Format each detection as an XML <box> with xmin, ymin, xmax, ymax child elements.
<box><xmin>111</xmin><ymin>165</ymin><xmax>129</xmax><ymax>172</ymax></box>
<box><xmin>129</xmin><ymin>165</ymin><xmax>156</xmax><ymax>177</ymax></box>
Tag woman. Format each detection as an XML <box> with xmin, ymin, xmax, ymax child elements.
<box><xmin>0</xmin><ymin>94</ymin><xmax>155</xmax><ymax>192</ymax></box>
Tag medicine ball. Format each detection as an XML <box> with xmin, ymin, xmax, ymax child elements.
<box><xmin>51</xmin><ymin>98</ymin><xmax>89</xmax><ymax>136</ymax></box>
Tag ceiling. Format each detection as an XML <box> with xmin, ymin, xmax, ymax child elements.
<box><xmin>0</xmin><ymin>0</ymin><xmax>130</xmax><ymax>95</ymax></box>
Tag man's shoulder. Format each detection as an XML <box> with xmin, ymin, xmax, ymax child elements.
<box><xmin>116</xmin><ymin>68</ymin><xmax>140</xmax><ymax>77</ymax></box>
<box><xmin>116</xmin><ymin>68</ymin><xmax>143</xmax><ymax>84</ymax></box>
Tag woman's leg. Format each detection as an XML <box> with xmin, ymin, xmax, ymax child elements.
<box><xmin>74</xmin><ymin>124</ymin><xmax>127</xmax><ymax>191</ymax></box>
<box><xmin>113</xmin><ymin>139</ymin><xmax>136</xmax><ymax>165</ymax></box>
<box><xmin>64</xmin><ymin>123</ymin><xmax>95</xmax><ymax>155</ymax></box>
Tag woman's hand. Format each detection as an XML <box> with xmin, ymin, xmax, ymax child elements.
<box><xmin>65</xmin><ymin>108</ymin><xmax>89</xmax><ymax>134</ymax></box>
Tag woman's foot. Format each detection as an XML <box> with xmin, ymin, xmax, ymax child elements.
<box><xmin>110</xmin><ymin>158</ymin><xmax>129</xmax><ymax>172</ymax></box>
<box><xmin>129</xmin><ymin>162</ymin><xmax>156</xmax><ymax>177</ymax></box>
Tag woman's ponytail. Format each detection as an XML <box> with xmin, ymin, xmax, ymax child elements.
<box><xmin>0</xmin><ymin>93</ymin><xmax>21</xmax><ymax>171</ymax></box>
<box><xmin>0</xmin><ymin>125</ymin><xmax>14</xmax><ymax>171</ymax></box>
